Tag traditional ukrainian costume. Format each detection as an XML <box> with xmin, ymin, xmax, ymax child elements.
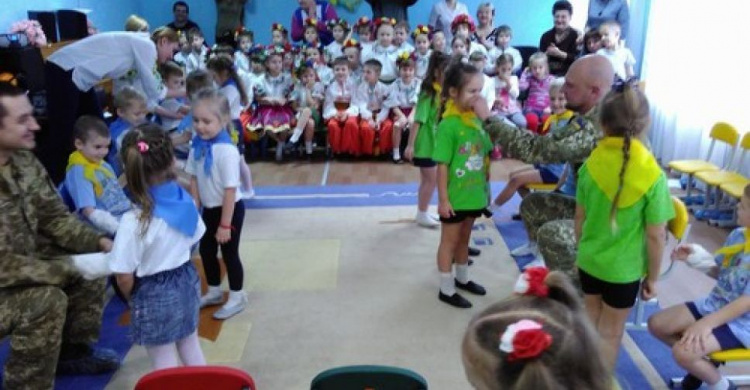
<box><xmin>250</xmin><ymin>72</ymin><xmax>295</xmax><ymax>133</ymax></box>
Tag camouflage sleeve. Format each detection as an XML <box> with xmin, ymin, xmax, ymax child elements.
<box><xmin>0</xmin><ymin>254</ymin><xmax>75</xmax><ymax>288</ymax></box>
<box><xmin>484</xmin><ymin>116</ymin><xmax>599</xmax><ymax>165</ymax></box>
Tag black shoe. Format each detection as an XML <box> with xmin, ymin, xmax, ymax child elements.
<box><xmin>511</xmin><ymin>213</ymin><xmax>522</xmax><ymax>221</ymax></box>
<box><xmin>455</xmin><ymin>280</ymin><xmax>487</xmax><ymax>295</ymax></box>
<box><xmin>452</xmin><ymin>259</ymin><xmax>474</xmax><ymax>266</ymax></box>
<box><xmin>393</xmin><ymin>158</ymin><xmax>404</xmax><ymax>164</ymax></box>
<box><xmin>468</xmin><ymin>247</ymin><xmax>481</xmax><ymax>256</ymax></box>
<box><xmin>57</xmin><ymin>346</ymin><xmax>120</xmax><ymax>375</ymax></box>
<box><xmin>439</xmin><ymin>291</ymin><xmax>472</xmax><ymax>308</ymax></box>
<box><xmin>679</xmin><ymin>373</ymin><xmax>702</xmax><ymax>390</ymax></box>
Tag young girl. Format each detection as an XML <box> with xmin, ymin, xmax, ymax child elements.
<box><xmin>187</xmin><ymin>89</ymin><xmax>248</xmax><ymax>320</ymax></box>
<box><xmin>462</xmin><ymin>269</ymin><xmax>613</xmax><ymax>389</ymax></box>
<box><xmin>249</xmin><ymin>46</ymin><xmax>295</xmax><ymax>161</ymax></box>
<box><xmin>324</xmin><ymin>19</ymin><xmax>349</xmax><ymax>64</ymax></box>
<box><xmin>575</xmin><ymin>82</ymin><xmax>674</xmax><ymax>369</ymax></box>
<box><xmin>110</xmin><ymin>123</ymin><xmax>206</xmax><ymax>370</ymax></box>
<box><xmin>354</xmin><ymin>16</ymin><xmax>374</xmax><ymax>60</ymax></box>
<box><xmin>431</xmin><ymin>30</ymin><xmax>448</xmax><ymax>54</ymax></box>
<box><xmin>433</xmin><ymin>60</ymin><xmax>491</xmax><ymax>308</ymax></box>
<box><xmin>450</xmin><ymin>35</ymin><xmax>470</xmax><ymax>57</ymax></box>
<box><xmin>450</xmin><ymin>14</ymin><xmax>487</xmax><ymax>57</ymax></box>
<box><xmin>412</xmin><ymin>25</ymin><xmax>432</xmax><ymax>79</ymax></box>
<box><xmin>362</xmin><ymin>17</ymin><xmax>398</xmax><ymax>83</ymax></box>
<box><xmin>289</xmin><ymin>63</ymin><xmax>324</xmax><ymax>159</ymax></box>
<box><xmin>303</xmin><ymin>17</ymin><xmax>322</xmax><ymax>47</ymax></box>
<box><xmin>387</xmin><ymin>52</ymin><xmax>421</xmax><ymax>163</ymax></box>
<box><xmin>271</xmin><ymin>23</ymin><xmax>288</xmax><ymax>46</ymax></box>
<box><xmin>491</xmin><ymin>54</ymin><xmax>525</xmax><ymax>128</ymax></box>
<box><xmin>404</xmin><ymin>52</ymin><xmax>450</xmax><ymax>228</ymax></box>
<box><xmin>234</xmin><ymin>29</ymin><xmax>254</xmax><ymax>74</ymax></box>
<box><xmin>519</xmin><ymin>52</ymin><xmax>555</xmax><ymax>133</ymax></box>
<box><xmin>304</xmin><ymin>44</ymin><xmax>334</xmax><ymax>87</ymax></box>
<box><xmin>648</xmin><ymin>183</ymin><xmax>749</xmax><ymax>390</ymax></box>
<box><xmin>343</xmin><ymin>39</ymin><xmax>363</xmax><ymax>84</ymax></box>
<box><xmin>581</xmin><ymin>30</ymin><xmax>602</xmax><ymax>57</ymax></box>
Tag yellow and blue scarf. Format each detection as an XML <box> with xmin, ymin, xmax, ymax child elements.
<box><xmin>66</xmin><ymin>151</ymin><xmax>115</xmax><ymax>197</ymax></box>
<box><xmin>715</xmin><ymin>228</ymin><xmax>749</xmax><ymax>267</ymax></box>
<box><xmin>443</xmin><ymin>99</ymin><xmax>481</xmax><ymax>131</ymax></box>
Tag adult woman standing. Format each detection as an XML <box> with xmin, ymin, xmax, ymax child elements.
<box><xmin>42</xmin><ymin>28</ymin><xmax>180</xmax><ymax>183</ymax></box>
<box><xmin>291</xmin><ymin>0</ymin><xmax>339</xmax><ymax>46</ymax></box>
<box><xmin>472</xmin><ymin>2</ymin><xmax>497</xmax><ymax>50</ymax></box>
<box><xmin>428</xmin><ymin>0</ymin><xmax>468</xmax><ymax>43</ymax></box>
<box><xmin>539</xmin><ymin>0</ymin><xmax>579</xmax><ymax>76</ymax></box>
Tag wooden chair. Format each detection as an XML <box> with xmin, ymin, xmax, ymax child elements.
<box><xmin>134</xmin><ymin>366</ymin><xmax>255</xmax><ymax>390</ymax></box>
<box><xmin>310</xmin><ymin>365</ymin><xmax>428</xmax><ymax>390</ymax></box>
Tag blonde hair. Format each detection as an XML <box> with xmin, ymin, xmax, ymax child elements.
<box><xmin>151</xmin><ymin>26</ymin><xmax>179</xmax><ymax>44</ymax></box>
<box><xmin>193</xmin><ymin>88</ymin><xmax>231</xmax><ymax>124</ymax></box>
<box><xmin>124</xmin><ymin>14</ymin><xmax>149</xmax><ymax>32</ymax></box>
<box><xmin>114</xmin><ymin>86</ymin><xmax>146</xmax><ymax>110</ymax></box>
<box><xmin>549</xmin><ymin>77</ymin><xmax>565</xmax><ymax>96</ymax></box>
<box><xmin>528</xmin><ymin>52</ymin><xmax>549</xmax><ymax>68</ymax></box>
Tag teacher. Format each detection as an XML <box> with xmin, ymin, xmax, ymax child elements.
<box><xmin>539</xmin><ymin>0</ymin><xmax>579</xmax><ymax>76</ymax></box>
<box><xmin>291</xmin><ymin>0</ymin><xmax>339</xmax><ymax>46</ymax></box>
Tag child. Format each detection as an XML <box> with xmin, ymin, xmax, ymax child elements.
<box><xmin>393</xmin><ymin>21</ymin><xmax>414</xmax><ymax>56</ymax></box>
<box><xmin>490</xmin><ymin>54</ymin><xmax>526</xmax><ymax>128</ymax></box>
<box><xmin>303</xmin><ymin>17</ymin><xmax>322</xmax><ymax>48</ymax></box>
<box><xmin>234</xmin><ymin>28</ymin><xmax>254</xmax><ymax>74</ymax></box>
<box><xmin>404</xmin><ymin>52</ymin><xmax>450</xmax><ymax>228</ymax></box>
<box><xmin>250</xmin><ymin>45</ymin><xmax>295</xmax><ymax>161</ymax></box>
<box><xmin>324</xmin><ymin>18</ymin><xmax>349</xmax><ymax>64</ymax></box>
<box><xmin>64</xmin><ymin>116</ymin><xmax>131</xmax><ymax>236</ymax></box>
<box><xmin>207</xmin><ymin>54</ymin><xmax>249</xmax><ymax>133</ymax></box>
<box><xmin>343</xmin><ymin>39</ymin><xmax>363</xmax><ymax>84</ymax></box>
<box><xmin>289</xmin><ymin>63</ymin><xmax>324</xmax><ymax>159</ymax></box>
<box><xmin>433</xmin><ymin>61</ymin><xmax>491</xmax><ymax>308</ymax></box>
<box><xmin>412</xmin><ymin>25</ymin><xmax>432</xmax><ymax>79</ymax></box>
<box><xmin>354</xmin><ymin>16</ymin><xmax>374</xmax><ymax>59</ymax></box>
<box><xmin>486</xmin><ymin>25</ymin><xmax>522</xmax><ymax>75</ymax></box>
<box><xmin>519</xmin><ymin>52</ymin><xmax>555</xmax><ymax>133</ymax></box>
<box><xmin>110</xmin><ymin>123</ymin><xmax>207</xmax><ymax>371</ymax></box>
<box><xmin>597</xmin><ymin>21</ymin><xmax>635</xmax><ymax>80</ymax></box>
<box><xmin>271</xmin><ymin>23</ymin><xmax>288</xmax><ymax>46</ymax></box>
<box><xmin>304</xmin><ymin>44</ymin><xmax>334</xmax><ymax>87</ymax></box>
<box><xmin>362</xmin><ymin>17</ymin><xmax>398</xmax><ymax>83</ymax></box>
<box><xmin>451</xmin><ymin>35</ymin><xmax>470</xmax><ymax>57</ymax></box>
<box><xmin>355</xmin><ymin>59</ymin><xmax>393</xmax><ymax>156</ymax></box>
<box><xmin>157</xmin><ymin>61</ymin><xmax>190</xmax><ymax>132</ymax></box>
<box><xmin>187</xmin><ymin>89</ymin><xmax>248</xmax><ymax>320</ymax></box>
<box><xmin>462</xmin><ymin>269</ymin><xmax>612</xmax><ymax>389</ymax></box>
<box><xmin>173</xmin><ymin>32</ymin><xmax>191</xmax><ymax>71</ymax></box>
<box><xmin>386</xmin><ymin>51</ymin><xmax>420</xmax><ymax>163</ymax></box>
<box><xmin>575</xmin><ymin>82</ymin><xmax>673</xmax><ymax>369</ymax></box>
<box><xmin>451</xmin><ymin>14</ymin><xmax>487</xmax><ymax>56</ymax></box>
<box><xmin>649</xmin><ymin>183</ymin><xmax>749</xmax><ymax>390</ymax></box>
<box><xmin>431</xmin><ymin>30</ymin><xmax>448</xmax><ymax>54</ymax></box>
<box><xmin>469</xmin><ymin>51</ymin><xmax>495</xmax><ymax>111</ymax></box>
<box><xmin>186</xmin><ymin>28</ymin><xmax>208</xmax><ymax>74</ymax></box>
<box><xmin>581</xmin><ymin>30</ymin><xmax>602</xmax><ymax>57</ymax></box>
<box><xmin>324</xmin><ymin>57</ymin><xmax>360</xmax><ymax>156</ymax></box>
<box><xmin>489</xmin><ymin>78</ymin><xmax>572</xmax><ymax>211</ymax></box>
<box><xmin>108</xmin><ymin>86</ymin><xmax>148</xmax><ymax>176</ymax></box>
<box><xmin>173</xmin><ymin>70</ymin><xmax>214</xmax><ymax>166</ymax></box>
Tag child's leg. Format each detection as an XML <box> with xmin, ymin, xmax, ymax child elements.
<box><xmin>343</xmin><ymin>117</ymin><xmax>361</xmax><ymax>156</ymax></box>
<box><xmin>453</xmin><ymin>218</ymin><xmax>475</xmax><ymax>266</ymax></box>
<box><xmin>523</xmin><ymin>112</ymin><xmax>538</xmax><ymax>132</ymax></box>
<box><xmin>379</xmin><ymin>119</ymin><xmax>394</xmax><ymax>155</ymax></box>
<box><xmin>199</xmin><ymin>208</ymin><xmax>222</xmax><ymax>288</ymax></box>
<box><xmin>291</xmin><ymin>108</ymin><xmax>311</xmax><ymax>143</ymax></box>
<box><xmin>176</xmin><ymin>331</ymin><xmax>206</xmax><ymax>366</ymax></box>
<box><xmin>327</xmin><ymin>119</ymin><xmax>343</xmax><ymax>154</ymax></box>
<box><xmin>146</xmin><ymin>343</ymin><xmax>179</xmax><ymax>370</ymax></box>
<box><xmin>648</xmin><ymin>304</ymin><xmax>697</xmax><ymax>346</ymax></box>
<box><xmin>417</xmin><ymin>166</ymin><xmax>437</xmax><ymax>213</ymax></box>
<box><xmin>359</xmin><ymin>120</ymin><xmax>375</xmax><ymax>156</ymax></box>
<box><xmin>437</xmin><ymin>221</ymin><xmax>462</xmax><ymax>292</ymax></box>
<box><xmin>492</xmin><ymin>170</ymin><xmax>543</xmax><ymax>207</ymax></box>
<box><xmin>594</xmin><ymin>302</ymin><xmax>632</xmax><ymax>369</ymax></box>
<box><xmin>304</xmin><ymin>119</ymin><xmax>315</xmax><ymax>155</ymax></box>
<box><xmin>214</xmin><ymin>202</ymin><xmax>247</xmax><ymax>319</ymax></box>
<box><xmin>391</xmin><ymin>117</ymin><xmax>407</xmax><ymax>161</ymax></box>
<box><xmin>672</xmin><ymin>335</ymin><xmax>724</xmax><ymax>386</ymax></box>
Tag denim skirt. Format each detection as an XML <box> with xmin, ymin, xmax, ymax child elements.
<box><xmin>130</xmin><ymin>261</ymin><xmax>200</xmax><ymax>346</ymax></box>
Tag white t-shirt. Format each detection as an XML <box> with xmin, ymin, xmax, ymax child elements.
<box><xmin>596</xmin><ymin>47</ymin><xmax>636</xmax><ymax>80</ymax></box>
<box><xmin>109</xmin><ymin>211</ymin><xmax>206</xmax><ymax>277</ymax></box>
<box><xmin>185</xmin><ymin>143</ymin><xmax>243</xmax><ymax>208</ymax></box>
<box><xmin>219</xmin><ymin>84</ymin><xmax>243</xmax><ymax>120</ymax></box>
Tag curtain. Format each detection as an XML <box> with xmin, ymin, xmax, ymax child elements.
<box><xmin>643</xmin><ymin>1</ymin><xmax>749</xmax><ymax>176</ymax></box>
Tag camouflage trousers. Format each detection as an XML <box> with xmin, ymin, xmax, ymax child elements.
<box><xmin>519</xmin><ymin>192</ymin><xmax>580</xmax><ymax>288</ymax></box>
<box><xmin>0</xmin><ymin>276</ymin><xmax>106</xmax><ymax>390</ymax></box>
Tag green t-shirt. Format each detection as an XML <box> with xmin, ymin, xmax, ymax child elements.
<box><xmin>433</xmin><ymin>116</ymin><xmax>493</xmax><ymax>210</ymax></box>
<box><xmin>576</xmin><ymin>165</ymin><xmax>674</xmax><ymax>283</ymax></box>
<box><xmin>413</xmin><ymin>92</ymin><xmax>440</xmax><ymax>159</ymax></box>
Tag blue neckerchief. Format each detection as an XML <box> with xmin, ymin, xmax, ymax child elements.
<box><xmin>177</xmin><ymin>115</ymin><xmax>193</xmax><ymax>134</ymax></box>
<box><xmin>222</xmin><ymin>78</ymin><xmax>238</xmax><ymax>89</ymax></box>
<box><xmin>191</xmin><ymin>129</ymin><xmax>233</xmax><ymax>175</ymax></box>
<box><xmin>149</xmin><ymin>181</ymin><xmax>199</xmax><ymax>237</ymax></box>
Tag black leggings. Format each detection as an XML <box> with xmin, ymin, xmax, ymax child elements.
<box><xmin>200</xmin><ymin>201</ymin><xmax>245</xmax><ymax>291</ymax></box>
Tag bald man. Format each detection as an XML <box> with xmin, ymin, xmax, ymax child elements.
<box><xmin>476</xmin><ymin>55</ymin><xmax>615</xmax><ymax>287</ymax></box>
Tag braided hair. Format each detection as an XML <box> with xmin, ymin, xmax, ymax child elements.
<box><xmin>599</xmin><ymin>81</ymin><xmax>650</xmax><ymax>229</ymax></box>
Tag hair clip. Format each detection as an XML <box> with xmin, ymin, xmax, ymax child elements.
<box><xmin>271</xmin><ymin>23</ymin><xmax>288</xmax><ymax>34</ymax></box>
<box><xmin>451</xmin><ymin>14</ymin><xmax>476</xmax><ymax>34</ymax></box>
<box><xmin>513</xmin><ymin>266</ymin><xmax>549</xmax><ymax>297</ymax></box>
<box><xmin>499</xmin><ymin>319</ymin><xmax>552</xmax><ymax>362</ymax></box>
<box><xmin>612</xmin><ymin>76</ymin><xmax>640</xmax><ymax>92</ymax></box>
<box><xmin>411</xmin><ymin>24</ymin><xmax>431</xmax><ymax>39</ymax></box>
<box><xmin>137</xmin><ymin>141</ymin><xmax>150</xmax><ymax>154</ymax></box>
<box><xmin>304</xmin><ymin>17</ymin><xmax>318</xmax><ymax>28</ymax></box>
<box><xmin>343</xmin><ymin>38</ymin><xmax>361</xmax><ymax>50</ymax></box>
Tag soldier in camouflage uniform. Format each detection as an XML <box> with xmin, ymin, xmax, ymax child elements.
<box><xmin>474</xmin><ymin>55</ymin><xmax>615</xmax><ymax>287</ymax></box>
<box><xmin>0</xmin><ymin>83</ymin><xmax>119</xmax><ymax>390</ymax></box>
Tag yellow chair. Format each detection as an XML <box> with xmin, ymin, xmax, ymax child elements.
<box><xmin>524</xmin><ymin>183</ymin><xmax>558</xmax><ymax>191</ymax></box>
<box><xmin>670</xmin><ymin>349</ymin><xmax>750</xmax><ymax>387</ymax></box>
<box><xmin>668</xmin><ymin>122</ymin><xmax>740</xmax><ymax>201</ymax></box>
<box><xmin>693</xmin><ymin>132</ymin><xmax>750</xmax><ymax>219</ymax></box>
<box><xmin>712</xmin><ymin>180</ymin><xmax>750</xmax><ymax>227</ymax></box>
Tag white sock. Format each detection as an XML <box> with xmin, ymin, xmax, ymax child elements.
<box><xmin>708</xmin><ymin>378</ymin><xmax>730</xmax><ymax>390</ymax></box>
<box><xmin>205</xmin><ymin>285</ymin><xmax>222</xmax><ymax>297</ymax></box>
<box><xmin>393</xmin><ymin>148</ymin><xmax>401</xmax><ymax>160</ymax></box>
<box><xmin>440</xmin><ymin>272</ymin><xmax>456</xmax><ymax>295</ymax></box>
<box><xmin>305</xmin><ymin>141</ymin><xmax>313</xmax><ymax>154</ymax></box>
<box><xmin>146</xmin><ymin>343</ymin><xmax>179</xmax><ymax>370</ymax></box>
<box><xmin>456</xmin><ymin>263</ymin><xmax>470</xmax><ymax>284</ymax></box>
<box><xmin>290</xmin><ymin>127</ymin><xmax>303</xmax><ymax>143</ymax></box>
<box><xmin>176</xmin><ymin>331</ymin><xmax>206</xmax><ymax>366</ymax></box>
<box><xmin>225</xmin><ymin>290</ymin><xmax>246</xmax><ymax>306</ymax></box>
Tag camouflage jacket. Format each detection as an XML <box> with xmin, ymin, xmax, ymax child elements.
<box><xmin>484</xmin><ymin>105</ymin><xmax>603</xmax><ymax>165</ymax></box>
<box><xmin>0</xmin><ymin>151</ymin><xmax>103</xmax><ymax>289</ymax></box>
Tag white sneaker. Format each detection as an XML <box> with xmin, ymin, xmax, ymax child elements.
<box><xmin>213</xmin><ymin>292</ymin><xmax>247</xmax><ymax>320</ymax></box>
<box><xmin>522</xmin><ymin>255</ymin><xmax>546</xmax><ymax>269</ymax></box>
<box><xmin>416</xmin><ymin>212</ymin><xmax>440</xmax><ymax>228</ymax></box>
<box><xmin>199</xmin><ymin>290</ymin><xmax>224</xmax><ymax>308</ymax></box>
<box><xmin>510</xmin><ymin>242</ymin><xmax>539</xmax><ymax>257</ymax></box>
<box><xmin>289</xmin><ymin>127</ymin><xmax>304</xmax><ymax>143</ymax></box>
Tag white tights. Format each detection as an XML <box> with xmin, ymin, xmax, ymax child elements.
<box><xmin>145</xmin><ymin>331</ymin><xmax>206</xmax><ymax>370</ymax></box>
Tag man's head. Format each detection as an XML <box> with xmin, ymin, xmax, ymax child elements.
<box><xmin>173</xmin><ymin>1</ymin><xmax>189</xmax><ymax>24</ymax></box>
<box><xmin>0</xmin><ymin>83</ymin><xmax>40</xmax><ymax>156</ymax></box>
<box><xmin>562</xmin><ymin>55</ymin><xmax>614</xmax><ymax>113</ymax></box>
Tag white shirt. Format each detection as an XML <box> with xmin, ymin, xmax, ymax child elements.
<box><xmin>487</xmin><ymin>46</ymin><xmax>523</xmax><ymax>75</ymax></box>
<box><xmin>385</xmin><ymin>77</ymin><xmax>420</xmax><ymax>109</ymax></box>
<box><xmin>109</xmin><ymin>211</ymin><xmax>206</xmax><ymax>277</ymax></box>
<box><xmin>48</xmin><ymin>32</ymin><xmax>166</xmax><ymax>106</ymax></box>
<box><xmin>185</xmin><ymin>143</ymin><xmax>243</xmax><ymax>208</ymax></box>
<box><xmin>254</xmin><ymin>73</ymin><xmax>294</xmax><ymax>102</ymax></box>
<box><xmin>234</xmin><ymin>50</ymin><xmax>250</xmax><ymax>74</ymax></box>
<box><xmin>323</xmin><ymin>78</ymin><xmax>359</xmax><ymax>119</ymax></box>
<box><xmin>597</xmin><ymin>47</ymin><xmax>636</xmax><ymax>80</ymax></box>
<box><xmin>469</xmin><ymin>41</ymin><xmax>488</xmax><ymax>57</ymax></box>
<box><xmin>186</xmin><ymin>47</ymin><xmax>208</xmax><ymax>75</ymax></box>
<box><xmin>394</xmin><ymin>41</ymin><xmax>415</xmax><ymax>57</ymax></box>
<box><xmin>360</xmin><ymin>41</ymin><xmax>374</xmax><ymax>61</ymax></box>
<box><xmin>159</xmin><ymin>97</ymin><xmax>185</xmax><ymax>130</ymax></box>
<box><xmin>481</xmin><ymin>74</ymin><xmax>495</xmax><ymax>111</ymax></box>
<box><xmin>219</xmin><ymin>83</ymin><xmax>243</xmax><ymax>120</ymax></box>
<box><xmin>324</xmin><ymin>41</ymin><xmax>344</xmax><ymax>63</ymax></box>
<box><xmin>428</xmin><ymin>0</ymin><xmax>469</xmax><ymax>42</ymax></box>
<box><xmin>354</xmin><ymin>81</ymin><xmax>391</xmax><ymax>124</ymax></box>
<box><xmin>362</xmin><ymin>44</ymin><xmax>398</xmax><ymax>82</ymax></box>
<box><xmin>415</xmin><ymin>50</ymin><xmax>432</xmax><ymax>80</ymax></box>
<box><xmin>314</xmin><ymin>63</ymin><xmax>335</xmax><ymax>87</ymax></box>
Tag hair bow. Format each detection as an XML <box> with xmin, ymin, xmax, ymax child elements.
<box><xmin>342</xmin><ymin>38</ymin><xmax>361</xmax><ymax>50</ymax></box>
<box><xmin>411</xmin><ymin>24</ymin><xmax>431</xmax><ymax>39</ymax></box>
<box><xmin>513</xmin><ymin>266</ymin><xmax>549</xmax><ymax>297</ymax></box>
<box><xmin>612</xmin><ymin>76</ymin><xmax>640</xmax><ymax>92</ymax></box>
<box><xmin>499</xmin><ymin>319</ymin><xmax>552</xmax><ymax>362</ymax></box>
<box><xmin>451</xmin><ymin>14</ymin><xmax>476</xmax><ymax>34</ymax></box>
<box><xmin>137</xmin><ymin>141</ymin><xmax>150</xmax><ymax>154</ymax></box>
<box><xmin>271</xmin><ymin>23</ymin><xmax>288</xmax><ymax>34</ymax></box>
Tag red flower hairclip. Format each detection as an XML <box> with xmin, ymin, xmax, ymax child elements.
<box><xmin>499</xmin><ymin>319</ymin><xmax>552</xmax><ymax>362</ymax></box>
<box><xmin>513</xmin><ymin>266</ymin><xmax>549</xmax><ymax>297</ymax></box>
<box><xmin>342</xmin><ymin>38</ymin><xmax>361</xmax><ymax>50</ymax></box>
<box><xmin>450</xmin><ymin>14</ymin><xmax>476</xmax><ymax>34</ymax></box>
<box><xmin>373</xmin><ymin>17</ymin><xmax>397</xmax><ymax>29</ymax></box>
<box><xmin>271</xmin><ymin>23</ymin><xmax>288</xmax><ymax>34</ymax></box>
<box><xmin>411</xmin><ymin>24</ymin><xmax>431</xmax><ymax>39</ymax></box>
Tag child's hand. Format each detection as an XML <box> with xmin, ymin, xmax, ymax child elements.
<box><xmin>678</xmin><ymin>319</ymin><xmax>713</xmax><ymax>353</ymax></box>
<box><xmin>641</xmin><ymin>278</ymin><xmax>657</xmax><ymax>301</ymax></box>
<box><xmin>178</xmin><ymin>105</ymin><xmax>191</xmax><ymax>115</ymax></box>
<box><xmin>98</xmin><ymin>237</ymin><xmax>114</xmax><ymax>253</ymax></box>
<box><xmin>368</xmin><ymin>118</ymin><xmax>377</xmax><ymax>128</ymax></box>
<box><xmin>671</xmin><ymin>244</ymin><xmax>694</xmax><ymax>261</ymax></box>
<box><xmin>438</xmin><ymin>200</ymin><xmax>454</xmax><ymax>219</ymax></box>
<box><xmin>216</xmin><ymin>226</ymin><xmax>232</xmax><ymax>244</ymax></box>
<box><xmin>543</xmin><ymin>107</ymin><xmax>552</xmax><ymax>115</ymax></box>
<box><xmin>404</xmin><ymin>145</ymin><xmax>414</xmax><ymax>161</ymax></box>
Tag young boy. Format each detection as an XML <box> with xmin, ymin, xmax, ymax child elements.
<box><xmin>487</xmin><ymin>25</ymin><xmax>522</xmax><ymax>75</ymax></box>
<box><xmin>385</xmin><ymin>53</ymin><xmax>420</xmax><ymax>163</ymax></box>
<box><xmin>64</xmin><ymin>116</ymin><xmax>131</xmax><ymax>236</ymax></box>
<box><xmin>173</xmin><ymin>32</ymin><xmax>191</xmax><ymax>71</ymax></box>
<box><xmin>648</xmin><ymin>183</ymin><xmax>750</xmax><ymax>390</ymax></box>
<box><xmin>469</xmin><ymin>51</ymin><xmax>495</xmax><ymax>111</ymax></box>
<box><xmin>343</xmin><ymin>39</ymin><xmax>363</xmax><ymax>85</ymax></box>
<box><xmin>157</xmin><ymin>61</ymin><xmax>189</xmax><ymax>131</ymax></box>
<box><xmin>108</xmin><ymin>86</ymin><xmax>148</xmax><ymax>176</ymax></box>
<box><xmin>355</xmin><ymin>59</ymin><xmax>393</xmax><ymax>156</ymax></box>
<box><xmin>324</xmin><ymin>57</ymin><xmax>360</xmax><ymax>156</ymax></box>
<box><xmin>393</xmin><ymin>21</ymin><xmax>414</xmax><ymax>56</ymax></box>
<box><xmin>186</xmin><ymin>28</ymin><xmax>208</xmax><ymax>74</ymax></box>
<box><xmin>596</xmin><ymin>21</ymin><xmax>635</xmax><ymax>80</ymax></box>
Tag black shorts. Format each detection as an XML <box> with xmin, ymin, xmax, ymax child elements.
<box><xmin>578</xmin><ymin>268</ymin><xmax>641</xmax><ymax>309</ymax></box>
<box><xmin>440</xmin><ymin>208</ymin><xmax>491</xmax><ymax>224</ymax></box>
<box><xmin>685</xmin><ymin>302</ymin><xmax>744</xmax><ymax>350</ymax></box>
<box><xmin>413</xmin><ymin>157</ymin><xmax>436</xmax><ymax>168</ymax></box>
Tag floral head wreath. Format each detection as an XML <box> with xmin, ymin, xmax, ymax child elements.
<box><xmin>289</xmin><ymin>42</ymin><xmax>304</xmax><ymax>54</ymax></box>
<box><xmin>295</xmin><ymin>59</ymin><xmax>316</xmax><ymax>78</ymax></box>
<box><xmin>342</xmin><ymin>38</ymin><xmax>361</xmax><ymax>51</ymax></box>
<box><xmin>373</xmin><ymin>17</ymin><xmax>397</xmax><ymax>29</ymax></box>
<box><xmin>450</xmin><ymin>14</ymin><xmax>476</xmax><ymax>34</ymax></box>
<box><xmin>513</xmin><ymin>266</ymin><xmax>550</xmax><ymax>297</ymax></box>
<box><xmin>271</xmin><ymin>23</ymin><xmax>288</xmax><ymax>35</ymax></box>
<box><xmin>326</xmin><ymin>18</ymin><xmax>350</xmax><ymax>32</ymax></box>
<box><xmin>300</xmin><ymin>41</ymin><xmax>322</xmax><ymax>52</ymax></box>
<box><xmin>304</xmin><ymin>17</ymin><xmax>319</xmax><ymax>29</ymax></box>
<box><xmin>396</xmin><ymin>50</ymin><xmax>417</xmax><ymax>68</ymax></box>
<box><xmin>355</xmin><ymin>16</ymin><xmax>372</xmax><ymax>29</ymax></box>
<box><xmin>265</xmin><ymin>44</ymin><xmax>287</xmax><ymax>58</ymax></box>
<box><xmin>499</xmin><ymin>319</ymin><xmax>553</xmax><ymax>362</ymax></box>
<box><xmin>411</xmin><ymin>24</ymin><xmax>431</xmax><ymax>40</ymax></box>
<box><xmin>248</xmin><ymin>44</ymin><xmax>267</xmax><ymax>61</ymax></box>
